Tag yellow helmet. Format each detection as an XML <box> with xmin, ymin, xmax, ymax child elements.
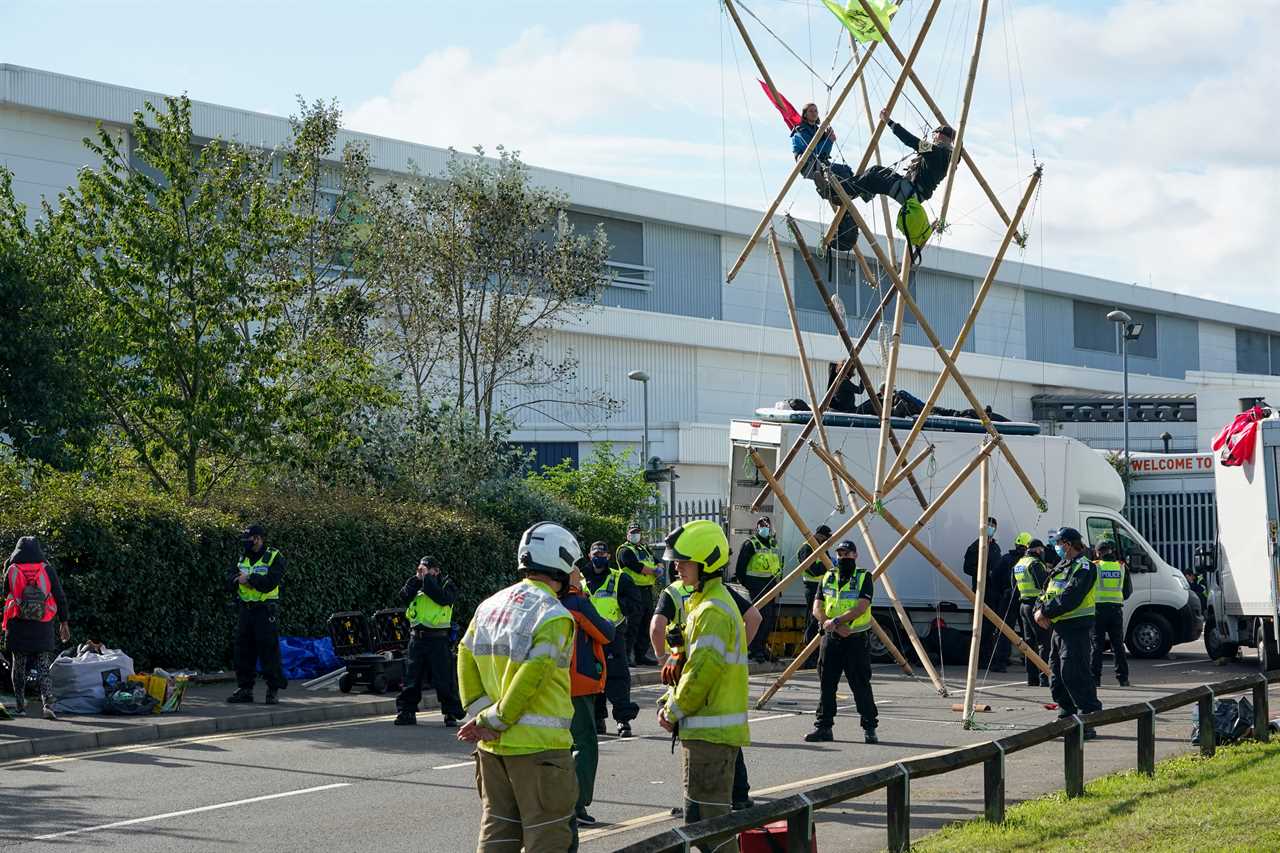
<box><xmin>1015</xmin><ymin>531</ymin><xmax>1033</xmax><ymax>547</ymax></box>
<box><xmin>662</xmin><ymin>519</ymin><xmax>729</xmax><ymax>575</ymax></box>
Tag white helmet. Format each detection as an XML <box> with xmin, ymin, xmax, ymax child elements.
<box><xmin>517</xmin><ymin>522</ymin><xmax>581</xmax><ymax>579</ymax></box>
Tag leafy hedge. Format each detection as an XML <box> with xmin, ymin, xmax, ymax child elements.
<box><xmin>0</xmin><ymin>475</ymin><xmax>627</xmax><ymax>671</ymax></box>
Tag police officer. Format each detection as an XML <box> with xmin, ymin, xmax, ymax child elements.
<box><xmin>735</xmin><ymin>516</ymin><xmax>783</xmax><ymax>663</ymax></box>
<box><xmin>457</xmin><ymin>522</ymin><xmax>579</xmax><ymax>853</ymax></box>
<box><xmin>658</xmin><ymin>520</ymin><xmax>750</xmax><ymax>853</ymax></box>
<box><xmin>394</xmin><ymin>555</ymin><xmax>465</xmax><ymax>727</ymax></box>
<box><xmin>797</xmin><ymin>524</ymin><xmax>833</xmax><ymax>664</ymax></box>
<box><xmin>1012</xmin><ymin>538</ymin><xmax>1052</xmax><ymax>687</ymax></box>
<box><xmin>1034</xmin><ymin>527</ymin><xmax>1102</xmax><ymax>734</ymax></box>
<box><xmin>805</xmin><ymin>540</ymin><xmax>878</xmax><ymax>744</ymax></box>
<box><xmin>583</xmin><ymin>541</ymin><xmax>640</xmax><ymax>737</ymax></box>
<box><xmin>617</xmin><ymin>525</ymin><xmax>661</xmax><ymax>666</ymax></box>
<box><xmin>226</xmin><ymin>524</ymin><xmax>287</xmax><ymax>705</ymax></box>
<box><xmin>1091</xmin><ymin>540</ymin><xmax>1132</xmax><ymax>688</ymax></box>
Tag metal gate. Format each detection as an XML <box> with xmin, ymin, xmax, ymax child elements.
<box><xmin>1125</xmin><ymin>490</ymin><xmax>1216</xmax><ymax>571</ymax></box>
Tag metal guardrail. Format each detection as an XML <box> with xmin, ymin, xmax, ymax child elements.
<box><xmin>619</xmin><ymin>671</ymin><xmax>1279</xmax><ymax>853</ymax></box>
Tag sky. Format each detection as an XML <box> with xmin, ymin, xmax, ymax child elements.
<box><xmin>4</xmin><ymin>0</ymin><xmax>1278</xmax><ymax>309</ymax></box>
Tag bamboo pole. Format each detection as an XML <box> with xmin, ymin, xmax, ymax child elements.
<box><xmin>724</xmin><ymin>41</ymin><xmax>880</xmax><ymax>284</ymax></box>
<box><xmin>748</xmin><ymin>448</ymin><xmax>873</xmax><ymax>609</ymax></box>
<box><xmin>884</xmin><ymin>167</ymin><xmax>1044</xmax><ymax>498</ymax></box>
<box><xmin>747</xmin><ymin>268</ymin><xmax>898</xmax><ymax>513</ymax></box>
<box><xmin>935</xmin><ymin>0</ymin><xmax>990</xmax><ymax>232</ymax></box>
<box><xmin>873</xmin><ymin>248</ymin><xmax>911</xmax><ymax>501</ymax></box>
<box><xmin>808</xmin><ymin>441</ymin><xmax>1051</xmax><ymax>674</ymax></box>
<box><xmin>744</xmin><ymin>450</ymin><xmax>914</xmax><ymax>709</ymax></box>
<box><xmin>785</xmin><ymin>215</ymin><xmax>928</xmax><ymax>509</ymax></box>
<box><xmin>851</xmin><ymin>38</ymin><xmax>899</xmax><ymax>271</ymax></box>
<box><xmin>768</xmin><ymin>229</ymin><xmax>845</xmax><ymax>512</ymax></box>
<box><xmin>962</xmin><ymin>456</ymin><xmax>991</xmax><ymax>722</ymax></box>
<box><xmin>723</xmin><ymin>0</ymin><xmax>782</xmax><ymax>108</ymax></box>
<box><xmin>853</xmin><ymin>0</ymin><xmax>1013</xmax><ymax>229</ymax></box>
<box><xmin>756</xmin><ymin>631</ymin><xmax>823</xmax><ymax>709</ymax></box>
<box><xmin>836</xmin><ymin>192</ymin><xmax>1045</xmax><ymax>508</ymax></box>
<box><xmin>838</xmin><ymin>450</ymin><xmax>948</xmax><ymax>695</ymax></box>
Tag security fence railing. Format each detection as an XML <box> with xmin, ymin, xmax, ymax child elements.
<box><xmin>1124</xmin><ymin>490</ymin><xmax>1216</xmax><ymax>571</ymax></box>
<box><xmin>618</xmin><ymin>671</ymin><xmax>1278</xmax><ymax>853</ymax></box>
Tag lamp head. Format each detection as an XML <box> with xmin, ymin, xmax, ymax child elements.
<box><xmin>1106</xmin><ymin>309</ymin><xmax>1131</xmax><ymax>324</ymax></box>
<box><xmin>627</xmin><ymin>370</ymin><xmax>649</xmax><ymax>382</ymax></box>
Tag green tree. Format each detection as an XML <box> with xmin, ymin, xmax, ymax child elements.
<box><xmin>0</xmin><ymin>170</ymin><xmax>99</xmax><ymax>469</ymax></box>
<box><xmin>527</xmin><ymin>442</ymin><xmax>657</xmax><ymax>522</ymax></box>
<box><xmin>54</xmin><ymin>96</ymin><xmax>301</xmax><ymax>498</ymax></box>
<box><xmin>402</xmin><ymin>148</ymin><xmax>616</xmax><ymax>437</ymax></box>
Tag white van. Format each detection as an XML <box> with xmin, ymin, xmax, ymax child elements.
<box><xmin>1203</xmin><ymin>413</ymin><xmax>1280</xmax><ymax>670</ymax></box>
<box><xmin>728</xmin><ymin>413</ymin><xmax>1202</xmax><ymax>660</ymax></box>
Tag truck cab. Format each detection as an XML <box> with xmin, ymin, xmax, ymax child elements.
<box><xmin>1079</xmin><ymin>511</ymin><xmax>1202</xmax><ymax>659</ymax></box>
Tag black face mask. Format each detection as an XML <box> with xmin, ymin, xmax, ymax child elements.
<box><xmin>241</xmin><ymin>538</ymin><xmax>256</xmax><ymax>556</ymax></box>
<box><xmin>837</xmin><ymin>557</ymin><xmax>857</xmax><ymax>573</ymax></box>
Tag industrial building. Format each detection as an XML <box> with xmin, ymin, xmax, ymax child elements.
<box><xmin>4</xmin><ymin>63</ymin><xmax>1279</xmax><ymax>507</ymax></box>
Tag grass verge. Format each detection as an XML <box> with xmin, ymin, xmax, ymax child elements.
<box><xmin>913</xmin><ymin>739</ymin><xmax>1280</xmax><ymax>852</ymax></box>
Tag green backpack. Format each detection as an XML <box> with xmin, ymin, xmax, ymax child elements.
<box><xmin>895</xmin><ymin>196</ymin><xmax>933</xmax><ymax>249</ymax></box>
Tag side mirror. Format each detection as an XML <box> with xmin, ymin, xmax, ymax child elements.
<box><xmin>1193</xmin><ymin>545</ymin><xmax>1216</xmax><ymax>574</ymax></box>
<box><xmin>1127</xmin><ymin>551</ymin><xmax>1152</xmax><ymax>573</ymax></box>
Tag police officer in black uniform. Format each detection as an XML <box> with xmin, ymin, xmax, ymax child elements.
<box><xmin>1035</xmin><ymin>527</ymin><xmax>1102</xmax><ymax>735</ymax></box>
<box><xmin>1091</xmin><ymin>540</ymin><xmax>1133</xmax><ymax>688</ymax></box>
<box><xmin>804</xmin><ymin>540</ymin><xmax>878</xmax><ymax>744</ymax></box>
<box><xmin>1012</xmin><ymin>539</ymin><xmax>1052</xmax><ymax>687</ymax></box>
<box><xmin>796</xmin><ymin>524</ymin><xmax>833</xmax><ymax>665</ymax></box>
<box><xmin>394</xmin><ymin>555</ymin><xmax>465</xmax><ymax>727</ymax></box>
<box><xmin>226</xmin><ymin>524</ymin><xmax>287</xmax><ymax>705</ymax></box>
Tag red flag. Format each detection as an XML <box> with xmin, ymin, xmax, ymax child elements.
<box><xmin>759</xmin><ymin>80</ymin><xmax>801</xmax><ymax>130</ymax></box>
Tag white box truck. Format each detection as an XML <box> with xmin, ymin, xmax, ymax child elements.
<box><xmin>1203</xmin><ymin>415</ymin><xmax>1280</xmax><ymax>670</ymax></box>
<box><xmin>728</xmin><ymin>414</ymin><xmax>1202</xmax><ymax>661</ymax></box>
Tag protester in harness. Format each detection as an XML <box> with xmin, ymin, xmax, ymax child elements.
<box><xmin>2</xmin><ymin>536</ymin><xmax>70</xmax><ymax>720</ymax></box>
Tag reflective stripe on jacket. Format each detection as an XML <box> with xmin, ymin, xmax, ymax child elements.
<box><xmin>819</xmin><ymin>568</ymin><xmax>872</xmax><ymax>633</ymax></box>
<box><xmin>664</xmin><ymin>578</ymin><xmax>750</xmax><ymax>747</ymax></box>
<box><xmin>237</xmin><ymin>550</ymin><xmax>280</xmax><ymax>602</ymax></box>
<box><xmin>457</xmin><ymin>578</ymin><xmax>575</xmax><ymax>755</ymax></box>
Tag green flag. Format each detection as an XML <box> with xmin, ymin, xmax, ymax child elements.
<box><xmin>822</xmin><ymin>0</ymin><xmax>898</xmax><ymax>44</ymax></box>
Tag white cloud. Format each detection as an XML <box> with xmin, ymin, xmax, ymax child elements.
<box><xmin>349</xmin><ymin>4</ymin><xmax>1280</xmax><ymax>310</ymax></box>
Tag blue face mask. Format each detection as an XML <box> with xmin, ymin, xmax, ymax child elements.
<box><xmin>757</xmin><ymin>527</ymin><xmax>771</xmax><ymax>539</ymax></box>
<box><xmin>591</xmin><ymin>556</ymin><xmax>609</xmax><ymax>570</ymax></box>
<box><xmin>985</xmin><ymin>525</ymin><xmax>996</xmax><ymax>538</ymax></box>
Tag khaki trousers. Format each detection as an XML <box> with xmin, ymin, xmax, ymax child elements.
<box><xmin>681</xmin><ymin>739</ymin><xmax>740</xmax><ymax>853</ymax></box>
<box><xmin>475</xmin><ymin>748</ymin><xmax>578</xmax><ymax>853</ymax></box>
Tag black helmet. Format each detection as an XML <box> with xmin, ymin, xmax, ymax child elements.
<box><xmin>815</xmin><ymin>524</ymin><xmax>832</xmax><ymax>537</ymax></box>
<box><xmin>1057</xmin><ymin>527</ymin><xmax>1084</xmax><ymax>546</ymax></box>
<box><xmin>1096</xmin><ymin>539</ymin><xmax>1117</xmax><ymax>557</ymax></box>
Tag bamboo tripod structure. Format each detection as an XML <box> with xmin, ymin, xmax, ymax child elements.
<box><xmin>719</xmin><ymin>0</ymin><xmax>1053</xmax><ymax>705</ymax></box>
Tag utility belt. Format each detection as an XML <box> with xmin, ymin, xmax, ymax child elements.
<box><xmin>238</xmin><ymin>599</ymin><xmax>278</xmax><ymax>609</ymax></box>
<box><xmin>411</xmin><ymin>625</ymin><xmax>450</xmax><ymax>638</ymax></box>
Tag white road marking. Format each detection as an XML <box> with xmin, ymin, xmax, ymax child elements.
<box><xmin>33</xmin><ymin>783</ymin><xmax>351</xmax><ymax>840</ymax></box>
<box><xmin>432</xmin><ymin>760</ymin><xmax>473</xmax><ymax>770</ymax></box>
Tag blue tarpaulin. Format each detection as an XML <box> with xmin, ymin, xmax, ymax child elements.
<box><xmin>278</xmin><ymin>636</ymin><xmax>344</xmax><ymax>680</ymax></box>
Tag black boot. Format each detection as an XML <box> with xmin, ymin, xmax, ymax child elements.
<box><xmin>393</xmin><ymin>713</ymin><xmax>416</xmax><ymax>726</ymax></box>
<box><xmin>804</xmin><ymin>727</ymin><xmax>833</xmax><ymax>743</ymax></box>
<box><xmin>264</xmin><ymin>688</ymin><xmax>279</xmax><ymax>705</ymax></box>
<box><xmin>226</xmin><ymin>688</ymin><xmax>254</xmax><ymax>704</ymax></box>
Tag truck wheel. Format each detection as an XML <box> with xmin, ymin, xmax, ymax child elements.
<box><xmin>1203</xmin><ymin>611</ymin><xmax>1239</xmax><ymax>661</ymax></box>
<box><xmin>1127</xmin><ymin>612</ymin><xmax>1173</xmax><ymax>659</ymax></box>
<box><xmin>867</xmin><ymin>619</ymin><xmax>897</xmax><ymax>664</ymax></box>
<box><xmin>1256</xmin><ymin>619</ymin><xmax>1279</xmax><ymax>673</ymax></box>
<box><xmin>370</xmin><ymin>674</ymin><xmax>389</xmax><ymax>694</ymax></box>
<box><xmin>337</xmin><ymin>673</ymin><xmax>354</xmax><ymax>693</ymax></box>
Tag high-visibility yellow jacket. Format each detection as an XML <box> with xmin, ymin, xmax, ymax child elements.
<box><xmin>663</xmin><ymin>578</ymin><xmax>750</xmax><ymax>747</ymax></box>
<box><xmin>457</xmin><ymin>578</ymin><xmax>574</xmax><ymax>756</ymax></box>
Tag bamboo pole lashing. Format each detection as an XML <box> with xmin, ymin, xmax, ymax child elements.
<box><xmin>747</xmin><ymin>249</ymin><xmax>903</xmax><ymax>513</ymax></box>
<box><xmin>808</xmin><ymin>440</ymin><xmax>1051</xmax><ymax>675</ymax></box>
<box><xmin>835</xmin><ymin>190</ymin><xmax>1045</xmax><ymax>508</ymax></box>
<box><xmin>767</xmin><ymin>229</ymin><xmax>846</xmax><ymax>512</ymax></box>
<box><xmin>784</xmin><ymin>215</ymin><xmax>928</xmax><ymax>510</ymax></box>
<box><xmin>883</xmin><ymin>167</ymin><xmax>1044</xmax><ymax>496</ymax></box>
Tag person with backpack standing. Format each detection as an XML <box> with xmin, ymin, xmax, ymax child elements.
<box><xmin>2</xmin><ymin>537</ymin><xmax>70</xmax><ymax>719</ymax></box>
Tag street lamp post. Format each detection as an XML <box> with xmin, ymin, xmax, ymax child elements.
<box><xmin>627</xmin><ymin>370</ymin><xmax>650</xmax><ymax>468</ymax></box>
<box><xmin>1107</xmin><ymin>310</ymin><xmax>1144</xmax><ymax>508</ymax></box>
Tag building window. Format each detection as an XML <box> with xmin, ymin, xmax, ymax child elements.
<box><xmin>791</xmin><ymin>249</ymin><xmax>829</xmax><ymax>313</ymax></box>
<box><xmin>564</xmin><ymin>210</ymin><xmax>652</xmax><ymax>288</ymax></box>
<box><xmin>1073</xmin><ymin>301</ymin><xmax>1156</xmax><ymax>358</ymax></box>
<box><xmin>1235</xmin><ymin>329</ymin><xmax>1280</xmax><ymax>375</ymax></box>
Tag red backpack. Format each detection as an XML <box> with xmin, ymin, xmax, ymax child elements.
<box><xmin>2</xmin><ymin>562</ymin><xmax>57</xmax><ymax>629</ymax></box>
